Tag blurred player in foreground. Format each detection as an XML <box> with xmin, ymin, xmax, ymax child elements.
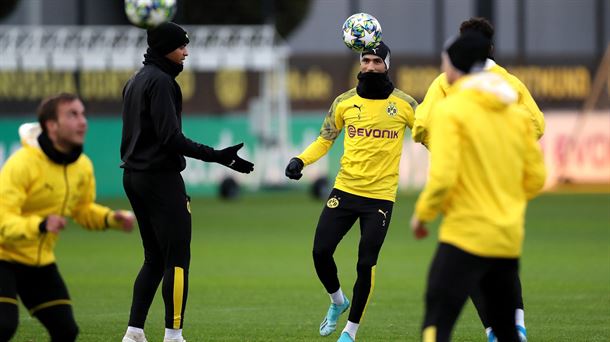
<box><xmin>412</xmin><ymin>17</ymin><xmax>544</xmax><ymax>342</ymax></box>
<box><xmin>411</xmin><ymin>31</ymin><xmax>546</xmax><ymax>342</ymax></box>
<box><xmin>285</xmin><ymin>42</ymin><xmax>418</xmax><ymax>342</ymax></box>
<box><xmin>120</xmin><ymin>22</ymin><xmax>254</xmax><ymax>342</ymax></box>
<box><xmin>0</xmin><ymin>93</ymin><xmax>135</xmax><ymax>342</ymax></box>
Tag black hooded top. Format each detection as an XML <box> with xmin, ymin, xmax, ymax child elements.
<box><xmin>120</xmin><ymin>49</ymin><xmax>218</xmax><ymax>171</ymax></box>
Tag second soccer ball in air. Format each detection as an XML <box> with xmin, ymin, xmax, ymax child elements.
<box><xmin>124</xmin><ymin>0</ymin><xmax>177</xmax><ymax>29</ymax></box>
<box><xmin>341</xmin><ymin>13</ymin><xmax>382</xmax><ymax>53</ymax></box>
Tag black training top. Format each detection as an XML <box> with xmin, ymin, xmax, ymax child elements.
<box><xmin>120</xmin><ymin>50</ymin><xmax>217</xmax><ymax>171</ymax></box>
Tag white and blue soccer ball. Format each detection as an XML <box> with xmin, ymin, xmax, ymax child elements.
<box><xmin>124</xmin><ymin>0</ymin><xmax>177</xmax><ymax>29</ymax></box>
<box><xmin>341</xmin><ymin>13</ymin><xmax>382</xmax><ymax>52</ymax></box>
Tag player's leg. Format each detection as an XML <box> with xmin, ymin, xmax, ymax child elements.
<box><xmin>469</xmin><ymin>284</ymin><xmax>494</xmax><ymax>339</ymax></box>
<box><xmin>123</xmin><ymin>170</ymin><xmax>164</xmax><ymax>342</ymax></box>
<box><xmin>0</xmin><ymin>261</ymin><xmax>19</xmax><ymax>341</ymax></box>
<box><xmin>339</xmin><ymin>198</ymin><xmax>392</xmax><ymax>341</ymax></box>
<box><xmin>313</xmin><ymin>189</ymin><xmax>358</xmax><ymax>336</ymax></box>
<box><xmin>474</xmin><ymin>271</ymin><xmax>526</xmax><ymax>342</ymax></box>
<box><xmin>146</xmin><ymin>172</ymin><xmax>191</xmax><ymax>341</ymax></box>
<box><xmin>422</xmin><ymin>243</ymin><xmax>486</xmax><ymax>342</ymax></box>
<box><xmin>18</xmin><ymin>263</ymin><xmax>78</xmax><ymax>342</ymax></box>
<box><xmin>514</xmin><ymin>275</ymin><xmax>527</xmax><ymax>341</ymax></box>
<box><xmin>479</xmin><ymin>258</ymin><xmax>520</xmax><ymax>342</ymax></box>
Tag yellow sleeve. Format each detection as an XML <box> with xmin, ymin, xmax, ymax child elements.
<box><xmin>71</xmin><ymin>158</ymin><xmax>121</xmax><ymax>230</ymax></box>
<box><xmin>415</xmin><ymin>104</ymin><xmax>461</xmax><ymax>222</ymax></box>
<box><xmin>0</xmin><ymin>151</ymin><xmax>44</xmax><ymax>242</ymax></box>
<box><xmin>510</xmin><ymin>74</ymin><xmax>545</xmax><ymax>139</ymax></box>
<box><xmin>392</xmin><ymin>89</ymin><xmax>418</xmax><ymax>129</ymax></box>
<box><xmin>412</xmin><ymin>74</ymin><xmax>448</xmax><ymax>146</ymax></box>
<box><xmin>522</xmin><ymin>115</ymin><xmax>547</xmax><ymax>199</ymax></box>
<box><xmin>297</xmin><ymin>94</ymin><xmax>345</xmax><ymax>166</ymax></box>
<box><xmin>297</xmin><ymin>136</ymin><xmax>334</xmax><ymax>166</ymax></box>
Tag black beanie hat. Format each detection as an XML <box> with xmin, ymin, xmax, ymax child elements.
<box><xmin>360</xmin><ymin>41</ymin><xmax>391</xmax><ymax>69</ymax></box>
<box><xmin>445</xmin><ymin>31</ymin><xmax>490</xmax><ymax>73</ymax></box>
<box><xmin>147</xmin><ymin>22</ymin><xmax>190</xmax><ymax>56</ymax></box>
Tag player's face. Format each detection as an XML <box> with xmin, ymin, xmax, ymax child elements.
<box><xmin>166</xmin><ymin>45</ymin><xmax>189</xmax><ymax>65</ymax></box>
<box><xmin>47</xmin><ymin>99</ymin><xmax>88</xmax><ymax>150</ymax></box>
<box><xmin>360</xmin><ymin>55</ymin><xmax>386</xmax><ymax>73</ymax></box>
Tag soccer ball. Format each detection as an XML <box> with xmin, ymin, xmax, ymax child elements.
<box><xmin>341</xmin><ymin>13</ymin><xmax>382</xmax><ymax>52</ymax></box>
<box><xmin>124</xmin><ymin>0</ymin><xmax>177</xmax><ymax>29</ymax></box>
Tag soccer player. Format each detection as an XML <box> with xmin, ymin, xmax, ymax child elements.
<box><xmin>413</xmin><ymin>17</ymin><xmax>544</xmax><ymax>146</ymax></box>
<box><xmin>0</xmin><ymin>93</ymin><xmax>135</xmax><ymax>342</ymax></box>
<box><xmin>411</xmin><ymin>31</ymin><xmax>546</xmax><ymax>342</ymax></box>
<box><xmin>285</xmin><ymin>42</ymin><xmax>417</xmax><ymax>342</ymax></box>
<box><xmin>120</xmin><ymin>22</ymin><xmax>254</xmax><ymax>342</ymax></box>
<box><xmin>412</xmin><ymin>17</ymin><xmax>543</xmax><ymax>342</ymax></box>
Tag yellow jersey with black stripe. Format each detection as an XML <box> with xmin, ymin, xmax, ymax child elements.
<box><xmin>298</xmin><ymin>88</ymin><xmax>418</xmax><ymax>202</ymax></box>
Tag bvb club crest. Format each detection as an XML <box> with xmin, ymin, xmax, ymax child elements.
<box><xmin>386</xmin><ymin>101</ymin><xmax>397</xmax><ymax>116</ymax></box>
<box><xmin>327</xmin><ymin>197</ymin><xmax>340</xmax><ymax>208</ymax></box>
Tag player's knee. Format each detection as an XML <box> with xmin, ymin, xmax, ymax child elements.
<box><xmin>312</xmin><ymin>246</ymin><xmax>332</xmax><ymax>261</ymax></box>
<box><xmin>356</xmin><ymin>258</ymin><xmax>377</xmax><ymax>273</ymax></box>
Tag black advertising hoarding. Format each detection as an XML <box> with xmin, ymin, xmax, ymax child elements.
<box><xmin>0</xmin><ymin>55</ymin><xmax>604</xmax><ymax>115</ymax></box>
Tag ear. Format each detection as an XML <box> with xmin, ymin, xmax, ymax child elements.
<box><xmin>45</xmin><ymin>120</ymin><xmax>58</xmax><ymax>133</ymax></box>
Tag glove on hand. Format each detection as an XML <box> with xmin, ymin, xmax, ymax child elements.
<box><xmin>216</xmin><ymin>143</ymin><xmax>254</xmax><ymax>174</ymax></box>
<box><xmin>285</xmin><ymin>157</ymin><xmax>304</xmax><ymax>180</ymax></box>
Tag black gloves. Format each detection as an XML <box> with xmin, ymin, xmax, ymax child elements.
<box><xmin>215</xmin><ymin>143</ymin><xmax>254</xmax><ymax>174</ymax></box>
<box><xmin>285</xmin><ymin>157</ymin><xmax>304</xmax><ymax>180</ymax></box>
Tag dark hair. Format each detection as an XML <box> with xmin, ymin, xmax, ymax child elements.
<box><xmin>459</xmin><ymin>17</ymin><xmax>494</xmax><ymax>41</ymax></box>
<box><xmin>37</xmin><ymin>93</ymin><xmax>80</xmax><ymax>132</ymax></box>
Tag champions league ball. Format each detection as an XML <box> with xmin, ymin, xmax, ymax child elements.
<box><xmin>124</xmin><ymin>0</ymin><xmax>177</xmax><ymax>29</ymax></box>
<box><xmin>341</xmin><ymin>13</ymin><xmax>382</xmax><ymax>52</ymax></box>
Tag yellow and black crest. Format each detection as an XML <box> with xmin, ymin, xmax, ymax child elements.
<box><xmin>327</xmin><ymin>197</ymin><xmax>340</xmax><ymax>208</ymax></box>
<box><xmin>386</xmin><ymin>101</ymin><xmax>398</xmax><ymax>116</ymax></box>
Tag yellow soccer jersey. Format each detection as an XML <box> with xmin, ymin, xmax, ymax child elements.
<box><xmin>298</xmin><ymin>88</ymin><xmax>418</xmax><ymax>202</ymax></box>
<box><xmin>412</xmin><ymin>60</ymin><xmax>545</xmax><ymax>146</ymax></box>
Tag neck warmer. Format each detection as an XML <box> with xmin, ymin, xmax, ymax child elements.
<box><xmin>143</xmin><ymin>48</ymin><xmax>183</xmax><ymax>78</ymax></box>
<box><xmin>356</xmin><ymin>72</ymin><xmax>394</xmax><ymax>99</ymax></box>
<box><xmin>38</xmin><ymin>131</ymin><xmax>82</xmax><ymax>165</ymax></box>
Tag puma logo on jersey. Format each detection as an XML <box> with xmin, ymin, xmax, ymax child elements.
<box><xmin>353</xmin><ymin>104</ymin><xmax>363</xmax><ymax>120</ymax></box>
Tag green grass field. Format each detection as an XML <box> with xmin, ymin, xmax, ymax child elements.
<box><xmin>12</xmin><ymin>192</ymin><xmax>610</xmax><ymax>341</ymax></box>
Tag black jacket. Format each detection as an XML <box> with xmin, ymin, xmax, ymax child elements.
<box><xmin>120</xmin><ymin>50</ymin><xmax>217</xmax><ymax>171</ymax></box>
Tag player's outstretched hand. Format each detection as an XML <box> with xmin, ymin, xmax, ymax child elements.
<box><xmin>410</xmin><ymin>214</ymin><xmax>428</xmax><ymax>240</ymax></box>
<box><xmin>114</xmin><ymin>210</ymin><xmax>136</xmax><ymax>232</ymax></box>
<box><xmin>216</xmin><ymin>143</ymin><xmax>254</xmax><ymax>174</ymax></box>
<box><xmin>285</xmin><ymin>157</ymin><xmax>304</xmax><ymax>180</ymax></box>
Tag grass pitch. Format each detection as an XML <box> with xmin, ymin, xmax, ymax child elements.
<box><xmin>12</xmin><ymin>192</ymin><xmax>610</xmax><ymax>341</ymax></box>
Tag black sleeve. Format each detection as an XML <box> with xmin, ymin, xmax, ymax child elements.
<box><xmin>149</xmin><ymin>77</ymin><xmax>219</xmax><ymax>162</ymax></box>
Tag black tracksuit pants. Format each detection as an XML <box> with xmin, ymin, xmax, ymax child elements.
<box><xmin>422</xmin><ymin>243</ymin><xmax>520</xmax><ymax>342</ymax></box>
<box><xmin>123</xmin><ymin>170</ymin><xmax>191</xmax><ymax>330</ymax></box>
<box><xmin>312</xmin><ymin>188</ymin><xmax>393</xmax><ymax>324</ymax></box>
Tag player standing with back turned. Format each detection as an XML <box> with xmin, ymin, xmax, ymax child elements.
<box><xmin>411</xmin><ymin>31</ymin><xmax>546</xmax><ymax>342</ymax></box>
<box><xmin>412</xmin><ymin>17</ymin><xmax>544</xmax><ymax>342</ymax></box>
<box><xmin>285</xmin><ymin>41</ymin><xmax>418</xmax><ymax>342</ymax></box>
